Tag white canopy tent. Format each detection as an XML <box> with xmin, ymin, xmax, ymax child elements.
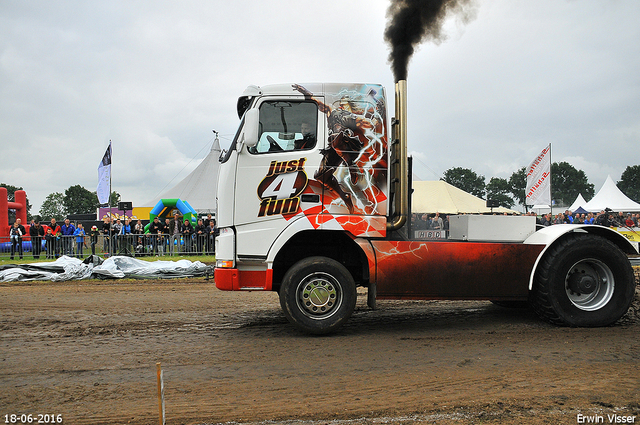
<box><xmin>412</xmin><ymin>181</ymin><xmax>518</xmax><ymax>215</ymax></box>
<box><xmin>531</xmin><ymin>204</ymin><xmax>551</xmax><ymax>214</ymax></box>
<box><xmin>145</xmin><ymin>138</ymin><xmax>221</xmax><ymax>213</ymax></box>
<box><xmin>582</xmin><ymin>175</ymin><xmax>640</xmax><ymax>212</ymax></box>
<box><xmin>568</xmin><ymin>193</ymin><xmax>587</xmax><ymax>212</ymax></box>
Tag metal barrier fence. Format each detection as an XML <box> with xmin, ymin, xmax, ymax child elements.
<box><xmin>0</xmin><ymin>233</ymin><xmax>215</xmax><ymax>260</ymax></box>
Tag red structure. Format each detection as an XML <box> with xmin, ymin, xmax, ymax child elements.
<box><xmin>0</xmin><ymin>187</ymin><xmax>28</xmax><ymax>238</ymax></box>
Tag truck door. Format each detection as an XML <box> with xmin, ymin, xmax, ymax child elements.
<box><xmin>233</xmin><ymin>98</ymin><xmax>325</xmax><ymax>257</ymax></box>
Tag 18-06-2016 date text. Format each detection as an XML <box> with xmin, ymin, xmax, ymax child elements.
<box><xmin>4</xmin><ymin>414</ymin><xmax>62</xmax><ymax>424</ymax></box>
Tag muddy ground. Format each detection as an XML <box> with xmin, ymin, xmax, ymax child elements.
<box><xmin>1</xmin><ymin>270</ymin><xmax>639</xmax><ymax>425</ymax></box>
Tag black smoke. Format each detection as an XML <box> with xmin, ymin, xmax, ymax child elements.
<box><xmin>384</xmin><ymin>0</ymin><xmax>477</xmax><ymax>82</ymax></box>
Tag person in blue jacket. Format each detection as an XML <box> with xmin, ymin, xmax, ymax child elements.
<box><xmin>119</xmin><ymin>218</ymin><xmax>132</xmax><ymax>254</ymax></box>
<box><xmin>73</xmin><ymin>223</ymin><xmax>87</xmax><ymax>258</ymax></box>
<box><xmin>60</xmin><ymin>219</ymin><xmax>76</xmax><ymax>256</ymax></box>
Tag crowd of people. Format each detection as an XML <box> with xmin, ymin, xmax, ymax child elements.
<box><xmin>4</xmin><ymin>208</ymin><xmax>638</xmax><ymax>260</ymax></box>
<box><xmin>410</xmin><ymin>209</ymin><xmax>640</xmax><ymax>233</ymax></box>
<box><xmin>411</xmin><ymin>212</ymin><xmax>448</xmax><ymax>231</ymax></box>
<box><xmin>534</xmin><ymin>210</ymin><xmax>639</xmax><ymax>227</ymax></box>
<box><xmin>101</xmin><ymin>213</ymin><xmax>218</xmax><ymax>257</ymax></box>
<box><xmin>4</xmin><ymin>213</ymin><xmax>219</xmax><ymax>260</ymax></box>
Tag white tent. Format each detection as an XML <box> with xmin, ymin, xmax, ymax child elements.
<box><xmin>568</xmin><ymin>193</ymin><xmax>587</xmax><ymax>212</ymax></box>
<box><xmin>531</xmin><ymin>204</ymin><xmax>551</xmax><ymax>214</ymax></box>
<box><xmin>582</xmin><ymin>175</ymin><xmax>640</xmax><ymax>212</ymax></box>
<box><xmin>145</xmin><ymin>138</ymin><xmax>221</xmax><ymax>213</ymax></box>
<box><xmin>412</xmin><ymin>181</ymin><xmax>518</xmax><ymax>215</ymax></box>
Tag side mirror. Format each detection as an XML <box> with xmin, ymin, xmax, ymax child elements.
<box><xmin>243</xmin><ymin>108</ymin><xmax>260</xmax><ymax>148</ymax></box>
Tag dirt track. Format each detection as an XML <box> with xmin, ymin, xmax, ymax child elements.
<box><xmin>1</xmin><ymin>272</ymin><xmax>639</xmax><ymax>425</ymax></box>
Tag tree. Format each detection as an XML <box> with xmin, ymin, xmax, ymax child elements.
<box><xmin>441</xmin><ymin>167</ymin><xmax>485</xmax><ymax>198</ymax></box>
<box><xmin>39</xmin><ymin>192</ymin><xmax>65</xmax><ymax>221</ymax></box>
<box><xmin>0</xmin><ymin>183</ymin><xmax>32</xmax><ymax>220</ymax></box>
<box><xmin>508</xmin><ymin>167</ymin><xmax>527</xmax><ymax>210</ymax></box>
<box><xmin>486</xmin><ymin>177</ymin><xmax>515</xmax><ymax>208</ymax></box>
<box><xmin>551</xmin><ymin>162</ymin><xmax>594</xmax><ymax>207</ymax></box>
<box><xmin>618</xmin><ymin>165</ymin><xmax>640</xmax><ymax>203</ymax></box>
<box><xmin>108</xmin><ymin>191</ymin><xmax>121</xmax><ymax>207</ymax></box>
<box><xmin>63</xmin><ymin>185</ymin><xmax>99</xmax><ymax>215</ymax></box>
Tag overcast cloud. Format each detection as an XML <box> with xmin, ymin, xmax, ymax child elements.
<box><xmin>1</xmin><ymin>0</ymin><xmax>638</xmax><ymax>211</ymax></box>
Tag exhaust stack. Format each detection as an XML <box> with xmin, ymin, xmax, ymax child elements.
<box><xmin>387</xmin><ymin>79</ymin><xmax>409</xmax><ymax>232</ymax></box>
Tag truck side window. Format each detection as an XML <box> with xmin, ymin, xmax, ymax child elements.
<box><xmin>249</xmin><ymin>101</ymin><xmax>317</xmax><ymax>154</ymax></box>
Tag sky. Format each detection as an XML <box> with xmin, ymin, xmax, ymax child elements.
<box><xmin>1</xmin><ymin>0</ymin><xmax>639</xmax><ymax>212</ymax></box>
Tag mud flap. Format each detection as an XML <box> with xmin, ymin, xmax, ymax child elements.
<box><xmin>368</xmin><ymin>282</ymin><xmax>377</xmax><ymax>310</ymax></box>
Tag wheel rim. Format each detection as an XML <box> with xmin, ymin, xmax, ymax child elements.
<box><xmin>296</xmin><ymin>272</ymin><xmax>343</xmax><ymax>320</ymax></box>
<box><xmin>564</xmin><ymin>258</ymin><xmax>615</xmax><ymax>311</ymax></box>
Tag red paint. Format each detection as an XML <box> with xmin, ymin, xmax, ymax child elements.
<box><xmin>215</xmin><ymin>268</ymin><xmax>273</xmax><ymax>291</ymax></box>
<box><xmin>371</xmin><ymin>240</ymin><xmax>545</xmax><ymax>299</ymax></box>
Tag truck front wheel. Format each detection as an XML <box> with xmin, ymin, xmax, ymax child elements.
<box><xmin>279</xmin><ymin>256</ymin><xmax>356</xmax><ymax>335</ymax></box>
<box><xmin>530</xmin><ymin>233</ymin><xmax>635</xmax><ymax>327</ymax></box>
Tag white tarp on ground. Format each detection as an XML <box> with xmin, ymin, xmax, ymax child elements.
<box><xmin>0</xmin><ymin>256</ymin><xmax>211</xmax><ymax>282</ymax></box>
<box><xmin>582</xmin><ymin>175</ymin><xmax>640</xmax><ymax>212</ymax></box>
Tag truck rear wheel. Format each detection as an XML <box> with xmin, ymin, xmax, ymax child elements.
<box><xmin>530</xmin><ymin>233</ymin><xmax>635</xmax><ymax>327</ymax></box>
<box><xmin>279</xmin><ymin>256</ymin><xmax>356</xmax><ymax>335</ymax></box>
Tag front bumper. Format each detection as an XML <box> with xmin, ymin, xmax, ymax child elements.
<box><xmin>215</xmin><ymin>268</ymin><xmax>273</xmax><ymax>291</ymax></box>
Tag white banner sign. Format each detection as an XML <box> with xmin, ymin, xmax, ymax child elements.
<box><xmin>526</xmin><ymin>144</ymin><xmax>551</xmax><ymax>206</ymax></box>
<box><xmin>97</xmin><ymin>143</ymin><xmax>111</xmax><ymax>205</ymax></box>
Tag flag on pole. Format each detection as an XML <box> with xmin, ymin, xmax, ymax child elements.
<box><xmin>97</xmin><ymin>142</ymin><xmax>111</xmax><ymax>205</ymax></box>
<box><xmin>526</xmin><ymin>144</ymin><xmax>551</xmax><ymax>206</ymax></box>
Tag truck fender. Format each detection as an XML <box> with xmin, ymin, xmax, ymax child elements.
<box><xmin>524</xmin><ymin>224</ymin><xmax>637</xmax><ymax>290</ymax></box>
<box><xmin>265</xmin><ymin>215</ymin><xmax>317</xmax><ymax>264</ymax></box>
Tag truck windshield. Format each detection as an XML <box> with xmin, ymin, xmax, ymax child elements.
<box><xmin>249</xmin><ymin>101</ymin><xmax>317</xmax><ymax>154</ymax></box>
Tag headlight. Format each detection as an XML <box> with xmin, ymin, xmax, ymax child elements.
<box><xmin>216</xmin><ymin>260</ymin><xmax>234</xmax><ymax>268</ymax></box>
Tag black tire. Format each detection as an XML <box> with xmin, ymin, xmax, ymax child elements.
<box><xmin>530</xmin><ymin>233</ymin><xmax>635</xmax><ymax>327</ymax></box>
<box><xmin>279</xmin><ymin>256</ymin><xmax>356</xmax><ymax>335</ymax></box>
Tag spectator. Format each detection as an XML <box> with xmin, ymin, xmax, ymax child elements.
<box><xmin>101</xmin><ymin>217</ymin><xmax>112</xmax><ymax>255</ymax></box>
<box><xmin>134</xmin><ymin>219</ymin><xmax>144</xmax><ymax>234</ymax></box>
<box><xmin>148</xmin><ymin>217</ymin><xmax>163</xmax><ymax>255</ymax></box>
<box><xmin>625</xmin><ymin>214</ymin><xmax>635</xmax><ymax>228</ymax></box>
<box><xmin>553</xmin><ymin>213</ymin><xmax>564</xmax><ymax>225</ymax></box>
<box><xmin>194</xmin><ymin>219</ymin><xmax>207</xmax><ymax>255</ymax></box>
<box><xmin>120</xmin><ymin>219</ymin><xmax>132</xmax><ymax>253</ymax></box>
<box><xmin>565</xmin><ymin>210</ymin><xmax>574</xmax><ymax>223</ymax></box>
<box><xmin>168</xmin><ymin>214</ymin><xmax>182</xmax><ymax>255</ymax></box>
<box><xmin>207</xmin><ymin>219</ymin><xmax>217</xmax><ymax>254</ymax></box>
<box><xmin>112</xmin><ymin>219</ymin><xmax>123</xmax><ymax>252</ymax></box>
<box><xmin>135</xmin><ymin>235</ymin><xmax>146</xmax><ymax>256</ymax></box>
<box><xmin>45</xmin><ymin>228</ymin><xmax>56</xmax><ymax>259</ymax></box>
<box><xmin>29</xmin><ymin>221</ymin><xmax>44</xmax><ymax>259</ymax></box>
<box><xmin>47</xmin><ymin>218</ymin><xmax>61</xmax><ymax>258</ymax></box>
<box><xmin>182</xmin><ymin>219</ymin><xmax>194</xmax><ymax>253</ymax></box>
<box><xmin>163</xmin><ymin>218</ymin><xmax>171</xmax><ymax>255</ymax></box>
<box><xmin>203</xmin><ymin>213</ymin><xmax>213</xmax><ymax>227</ymax></box>
<box><xmin>74</xmin><ymin>223</ymin><xmax>87</xmax><ymax>258</ymax></box>
<box><xmin>9</xmin><ymin>220</ymin><xmax>25</xmax><ymax>260</ymax></box>
<box><xmin>413</xmin><ymin>214</ymin><xmax>427</xmax><ymax>231</ymax></box>
<box><xmin>60</xmin><ymin>219</ymin><xmax>76</xmax><ymax>256</ymax></box>
<box><xmin>90</xmin><ymin>225</ymin><xmax>100</xmax><ymax>256</ymax></box>
<box><xmin>432</xmin><ymin>213</ymin><xmax>444</xmax><ymax>230</ymax></box>
<box><xmin>540</xmin><ymin>214</ymin><xmax>551</xmax><ymax>227</ymax></box>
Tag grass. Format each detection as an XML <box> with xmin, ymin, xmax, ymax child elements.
<box><xmin>0</xmin><ymin>253</ymin><xmax>216</xmax><ymax>266</ymax></box>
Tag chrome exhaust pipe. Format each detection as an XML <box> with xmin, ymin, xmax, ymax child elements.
<box><xmin>387</xmin><ymin>79</ymin><xmax>408</xmax><ymax>232</ymax></box>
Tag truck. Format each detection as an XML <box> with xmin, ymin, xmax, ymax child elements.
<box><xmin>214</xmin><ymin>80</ymin><xmax>637</xmax><ymax>334</ymax></box>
